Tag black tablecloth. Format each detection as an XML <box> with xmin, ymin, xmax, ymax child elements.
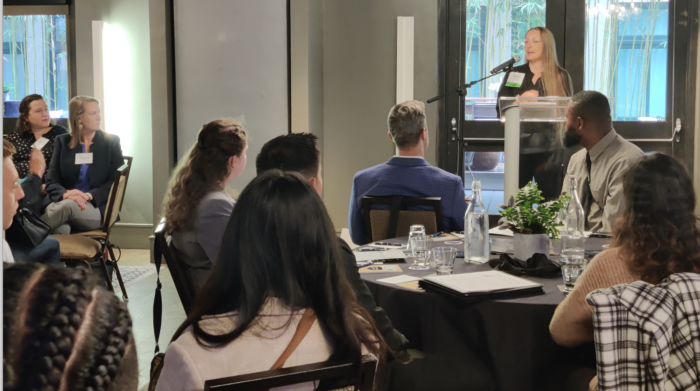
<box><xmin>361</xmin><ymin>236</ymin><xmax>606</xmax><ymax>391</ymax></box>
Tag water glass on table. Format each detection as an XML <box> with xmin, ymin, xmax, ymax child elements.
<box><xmin>409</xmin><ymin>236</ymin><xmax>431</xmax><ymax>271</ymax></box>
<box><xmin>408</xmin><ymin>225</ymin><xmax>426</xmax><ymax>251</ymax></box>
<box><xmin>561</xmin><ymin>257</ymin><xmax>586</xmax><ymax>295</ymax></box>
<box><xmin>433</xmin><ymin>247</ymin><xmax>457</xmax><ymax>275</ymax></box>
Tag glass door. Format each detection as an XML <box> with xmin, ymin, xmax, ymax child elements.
<box><xmin>571</xmin><ymin>0</ymin><xmax>695</xmax><ymax>165</ymax></box>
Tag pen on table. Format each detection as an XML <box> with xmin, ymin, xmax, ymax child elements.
<box><xmin>355</xmin><ymin>248</ymin><xmax>384</xmax><ymax>252</ymax></box>
<box><xmin>430</xmin><ymin>231</ymin><xmax>444</xmax><ymax>238</ymax></box>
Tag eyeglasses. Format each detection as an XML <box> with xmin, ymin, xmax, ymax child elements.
<box><xmin>522</xmin><ymin>40</ymin><xmax>542</xmax><ymax>45</ymax></box>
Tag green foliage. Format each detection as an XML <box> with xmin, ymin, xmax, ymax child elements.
<box><xmin>498</xmin><ymin>182</ymin><xmax>570</xmax><ymax>239</ymax></box>
<box><xmin>3</xmin><ymin>82</ymin><xmax>11</xmax><ymax>93</ymax></box>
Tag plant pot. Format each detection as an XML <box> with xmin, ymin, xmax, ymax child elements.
<box><xmin>513</xmin><ymin>233</ymin><xmax>550</xmax><ymax>262</ymax></box>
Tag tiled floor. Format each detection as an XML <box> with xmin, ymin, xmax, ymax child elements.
<box><xmin>116</xmin><ymin>250</ymin><xmax>186</xmax><ymax>391</ymax></box>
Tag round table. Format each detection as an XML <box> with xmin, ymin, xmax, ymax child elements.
<box><xmin>360</xmin><ymin>236</ymin><xmax>607</xmax><ymax>391</ymax></box>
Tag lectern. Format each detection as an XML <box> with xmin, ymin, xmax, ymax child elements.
<box><xmin>499</xmin><ymin>97</ymin><xmax>572</xmax><ymax>201</ymax></box>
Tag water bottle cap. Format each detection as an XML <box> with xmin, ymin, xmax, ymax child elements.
<box><xmin>472</xmin><ymin>180</ymin><xmax>481</xmax><ymax>190</ymax></box>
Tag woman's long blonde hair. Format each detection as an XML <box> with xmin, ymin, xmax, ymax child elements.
<box><xmin>527</xmin><ymin>27</ymin><xmax>572</xmax><ymax>98</ymax></box>
<box><xmin>163</xmin><ymin>119</ymin><xmax>247</xmax><ymax>233</ymax></box>
<box><xmin>68</xmin><ymin>96</ymin><xmax>100</xmax><ymax>149</ymax></box>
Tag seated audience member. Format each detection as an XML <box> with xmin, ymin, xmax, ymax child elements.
<box><xmin>4</xmin><ymin>141</ymin><xmax>61</xmax><ymax>265</ymax></box>
<box><xmin>3</xmin><ymin>263</ymin><xmax>138</xmax><ymax>391</ymax></box>
<box><xmin>348</xmin><ymin>100</ymin><xmax>467</xmax><ymax>244</ymax></box>
<box><xmin>256</xmin><ymin>133</ymin><xmax>410</xmax><ymax>355</ymax></box>
<box><xmin>550</xmin><ymin>154</ymin><xmax>700</xmax><ymax>387</ymax></box>
<box><xmin>256</xmin><ymin>134</ymin><xmax>495</xmax><ymax>391</ymax></box>
<box><xmin>156</xmin><ymin>171</ymin><xmax>386</xmax><ymax>391</ymax></box>
<box><xmin>6</xmin><ymin>94</ymin><xmax>68</xmax><ymax>182</ymax></box>
<box><xmin>3</xmin><ymin>141</ymin><xmax>24</xmax><ymax>263</ymax></box>
<box><xmin>163</xmin><ymin>119</ymin><xmax>247</xmax><ymax>292</ymax></box>
<box><xmin>563</xmin><ymin>90</ymin><xmax>643</xmax><ymax>233</ymax></box>
<box><xmin>42</xmin><ymin>96</ymin><xmax>124</xmax><ymax>234</ymax></box>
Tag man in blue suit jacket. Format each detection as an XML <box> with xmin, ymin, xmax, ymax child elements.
<box><xmin>349</xmin><ymin>100</ymin><xmax>468</xmax><ymax>245</ymax></box>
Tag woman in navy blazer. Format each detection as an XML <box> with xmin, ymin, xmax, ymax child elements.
<box><xmin>42</xmin><ymin>96</ymin><xmax>123</xmax><ymax>234</ymax></box>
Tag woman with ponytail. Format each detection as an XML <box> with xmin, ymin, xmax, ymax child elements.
<box><xmin>3</xmin><ymin>263</ymin><xmax>137</xmax><ymax>391</ymax></box>
<box><xmin>497</xmin><ymin>26</ymin><xmax>574</xmax><ymax>198</ymax></box>
<box><xmin>162</xmin><ymin>119</ymin><xmax>248</xmax><ymax>292</ymax></box>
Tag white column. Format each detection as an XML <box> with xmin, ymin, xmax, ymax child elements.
<box><xmin>396</xmin><ymin>16</ymin><xmax>414</xmax><ymax>104</ymax></box>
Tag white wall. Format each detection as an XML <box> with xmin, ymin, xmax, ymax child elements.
<box><xmin>74</xmin><ymin>0</ymin><xmax>154</xmax><ymax>226</ymax></box>
<box><xmin>173</xmin><ymin>0</ymin><xmax>288</xmax><ymax>194</ymax></box>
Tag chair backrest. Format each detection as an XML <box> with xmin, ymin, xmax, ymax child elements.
<box><xmin>203</xmin><ymin>355</ymin><xmax>377</xmax><ymax>391</ymax></box>
<box><xmin>154</xmin><ymin>218</ymin><xmax>196</xmax><ymax>314</ymax></box>
<box><xmin>102</xmin><ymin>162</ymin><xmax>131</xmax><ymax>233</ymax></box>
<box><xmin>120</xmin><ymin>156</ymin><xmax>133</xmax><ymax>212</ymax></box>
<box><xmin>362</xmin><ymin>196</ymin><xmax>444</xmax><ymax>243</ymax></box>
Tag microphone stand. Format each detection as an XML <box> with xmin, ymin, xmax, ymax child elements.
<box><xmin>427</xmin><ymin>66</ymin><xmax>513</xmax><ymax>175</ymax></box>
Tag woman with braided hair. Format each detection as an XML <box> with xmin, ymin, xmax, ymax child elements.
<box><xmin>3</xmin><ymin>263</ymin><xmax>138</xmax><ymax>391</ymax></box>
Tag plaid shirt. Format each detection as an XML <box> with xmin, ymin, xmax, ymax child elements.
<box><xmin>586</xmin><ymin>273</ymin><xmax>700</xmax><ymax>391</ymax></box>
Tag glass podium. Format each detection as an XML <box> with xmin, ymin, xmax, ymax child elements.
<box><xmin>499</xmin><ymin>97</ymin><xmax>573</xmax><ymax>201</ymax></box>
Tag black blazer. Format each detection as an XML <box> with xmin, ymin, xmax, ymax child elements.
<box><xmin>45</xmin><ymin>131</ymin><xmax>123</xmax><ymax>216</ymax></box>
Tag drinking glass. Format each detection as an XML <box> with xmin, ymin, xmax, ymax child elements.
<box><xmin>409</xmin><ymin>236</ymin><xmax>431</xmax><ymax>271</ymax></box>
<box><xmin>561</xmin><ymin>258</ymin><xmax>586</xmax><ymax>295</ymax></box>
<box><xmin>408</xmin><ymin>225</ymin><xmax>426</xmax><ymax>251</ymax></box>
<box><xmin>433</xmin><ymin>247</ymin><xmax>457</xmax><ymax>275</ymax></box>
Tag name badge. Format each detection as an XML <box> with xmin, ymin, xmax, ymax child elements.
<box><xmin>32</xmin><ymin>137</ymin><xmax>49</xmax><ymax>150</ymax></box>
<box><xmin>75</xmin><ymin>153</ymin><xmax>93</xmax><ymax>165</ymax></box>
<box><xmin>505</xmin><ymin>72</ymin><xmax>525</xmax><ymax>88</ymax></box>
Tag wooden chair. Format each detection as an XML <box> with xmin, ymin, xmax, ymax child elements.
<box><xmin>203</xmin><ymin>354</ymin><xmax>378</xmax><ymax>391</ymax></box>
<box><xmin>53</xmin><ymin>162</ymin><xmax>131</xmax><ymax>300</ymax></box>
<box><xmin>154</xmin><ymin>217</ymin><xmax>197</xmax><ymax>314</ymax></box>
<box><xmin>362</xmin><ymin>196</ymin><xmax>444</xmax><ymax>243</ymax></box>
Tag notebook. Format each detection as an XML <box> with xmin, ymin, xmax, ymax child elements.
<box><xmin>419</xmin><ymin>270</ymin><xmax>543</xmax><ymax>299</ymax></box>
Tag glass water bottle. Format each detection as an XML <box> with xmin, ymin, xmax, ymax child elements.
<box><xmin>465</xmin><ymin>181</ymin><xmax>490</xmax><ymax>263</ymax></box>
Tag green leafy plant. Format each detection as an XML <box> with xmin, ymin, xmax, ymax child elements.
<box><xmin>498</xmin><ymin>182</ymin><xmax>570</xmax><ymax>240</ymax></box>
<box><xmin>3</xmin><ymin>82</ymin><xmax>10</xmax><ymax>93</ymax></box>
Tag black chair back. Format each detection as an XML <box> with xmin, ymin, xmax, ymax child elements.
<box><xmin>362</xmin><ymin>196</ymin><xmax>444</xmax><ymax>243</ymax></box>
<box><xmin>154</xmin><ymin>218</ymin><xmax>197</xmax><ymax>314</ymax></box>
<box><xmin>204</xmin><ymin>354</ymin><xmax>377</xmax><ymax>391</ymax></box>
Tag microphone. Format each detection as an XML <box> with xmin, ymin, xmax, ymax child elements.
<box><xmin>490</xmin><ymin>55</ymin><xmax>520</xmax><ymax>74</ymax></box>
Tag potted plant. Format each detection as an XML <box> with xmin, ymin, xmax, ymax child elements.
<box><xmin>498</xmin><ymin>182</ymin><xmax>570</xmax><ymax>261</ymax></box>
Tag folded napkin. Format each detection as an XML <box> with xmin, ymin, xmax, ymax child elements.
<box><xmin>488</xmin><ymin>253</ymin><xmax>560</xmax><ymax>276</ymax></box>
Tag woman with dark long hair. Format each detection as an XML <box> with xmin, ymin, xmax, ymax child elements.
<box><xmin>155</xmin><ymin>171</ymin><xmax>386</xmax><ymax>391</ymax></box>
<box><xmin>162</xmin><ymin>119</ymin><xmax>247</xmax><ymax>291</ymax></box>
<box><xmin>551</xmin><ymin>153</ymin><xmax>700</xmax><ymax>346</ymax></box>
<box><xmin>3</xmin><ymin>263</ymin><xmax>138</xmax><ymax>391</ymax></box>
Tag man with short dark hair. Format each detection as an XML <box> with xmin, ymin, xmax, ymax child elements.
<box><xmin>348</xmin><ymin>100</ymin><xmax>467</xmax><ymax>244</ymax></box>
<box><xmin>256</xmin><ymin>133</ymin><xmax>410</xmax><ymax>355</ymax></box>
<box><xmin>564</xmin><ymin>90</ymin><xmax>643</xmax><ymax>232</ymax></box>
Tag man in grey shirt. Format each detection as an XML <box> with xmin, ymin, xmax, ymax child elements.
<box><xmin>563</xmin><ymin>91</ymin><xmax>644</xmax><ymax>233</ymax></box>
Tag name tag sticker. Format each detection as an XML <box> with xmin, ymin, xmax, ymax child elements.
<box><xmin>32</xmin><ymin>137</ymin><xmax>49</xmax><ymax>150</ymax></box>
<box><xmin>75</xmin><ymin>153</ymin><xmax>93</xmax><ymax>165</ymax></box>
<box><xmin>505</xmin><ymin>72</ymin><xmax>525</xmax><ymax>88</ymax></box>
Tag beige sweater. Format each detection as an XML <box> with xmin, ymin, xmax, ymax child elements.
<box><xmin>156</xmin><ymin>299</ymin><xmax>335</xmax><ymax>391</ymax></box>
<box><xmin>550</xmin><ymin>248</ymin><xmax>641</xmax><ymax>348</ymax></box>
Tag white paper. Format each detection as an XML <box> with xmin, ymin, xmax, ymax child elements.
<box><xmin>75</xmin><ymin>153</ymin><xmax>93</xmax><ymax>165</ymax></box>
<box><xmin>423</xmin><ymin>270</ymin><xmax>541</xmax><ymax>295</ymax></box>
<box><xmin>354</xmin><ymin>250</ymin><xmax>407</xmax><ymax>262</ymax></box>
<box><xmin>377</xmin><ymin>275</ymin><xmax>421</xmax><ymax>284</ymax></box>
<box><xmin>32</xmin><ymin>137</ymin><xmax>49</xmax><ymax>150</ymax></box>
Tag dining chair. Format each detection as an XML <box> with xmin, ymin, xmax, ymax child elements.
<box><xmin>203</xmin><ymin>354</ymin><xmax>377</xmax><ymax>391</ymax></box>
<box><xmin>154</xmin><ymin>217</ymin><xmax>197</xmax><ymax>314</ymax></box>
<box><xmin>53</xmin><ymin>161</ymin><xmax>131</xmax><ymax>300</ymax></box>
<box><xmin>362</xmin><ymin>196</ymin><xmax>444</xmax><ymax>243</ymax></box>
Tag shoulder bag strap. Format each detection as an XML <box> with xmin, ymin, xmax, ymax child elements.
<box><xmin>153</xmin><ymin>238</ymin><xmax>163</xmax><ymax>354</ymax></box>
<box><xmin>269</xmin><ymin>309</ymin><xmax>317</xmax><ymax>370</ymax></box>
